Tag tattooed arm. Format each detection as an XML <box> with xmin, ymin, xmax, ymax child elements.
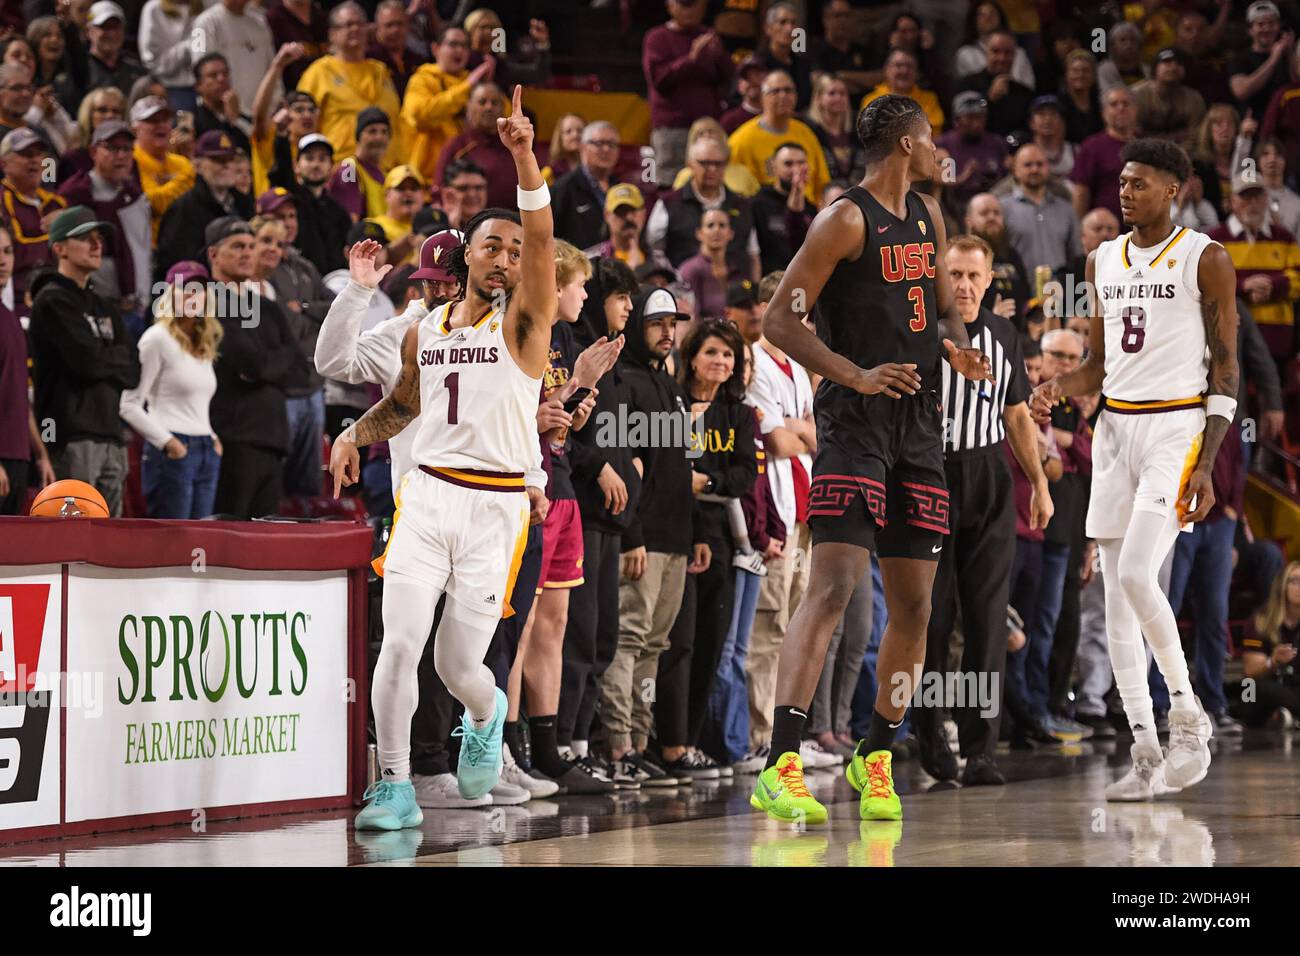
<box><xmin>1179</xmin><ymin>244</ymin><xmax>1240</xmax><ymax>523</ymax></box>
<box><xmin>329</xmin><ymin>322</ymin><xmax>422</xmax><ymax>496</ymax></box>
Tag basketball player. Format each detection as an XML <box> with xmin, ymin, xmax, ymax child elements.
<box><xmin>330</xmin><ymin>85</ymin><xmax>559</xmax><ymax>831</ymax></box>
<box><xmin>1031</xmin><ymin>139</ymin><xmax>1238</xmax><ymax>801</ymax></box>
<box><xmin>751</xmin><ymin>94</ymin><xmax>993</xmax><ymax>825</ymax></box>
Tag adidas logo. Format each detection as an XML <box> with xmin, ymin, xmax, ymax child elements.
<box><xmin>485</xmin><ymin>594</ymin><xmax>497</xmax><ymax>604</ymax></box>
<box><xmin>1155</xmin><ymin>497</ymin><xmax>1167</xmax><ymax>506</ymax></box>
<box><xmin>1133</xmin><ymin>269</ymin><xmax>1144</xmax><ymax>278</ymax></box>
<box><xmin>452</xmin><ymin>331</ymin><xmax>467</xmax><ymax>342</ymax></box>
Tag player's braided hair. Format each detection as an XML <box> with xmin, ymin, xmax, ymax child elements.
<box><xmin>856</xmin><ymin>94</ymin><xmax>928</xmax><ymax>166</ymax></box>
<box><xmin>1119</xmin><ymin>138</ymin><xmax>1192</xmax><ymax>185</ymax></box>
<box><xmin>447</xmin><ymin>206</ymin><xmax>522</xmax><ymax>294</ymax></box>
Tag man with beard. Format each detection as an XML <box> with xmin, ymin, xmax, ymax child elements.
<box><xmin>1001</xmin><ymin>143</ymin><xmax>1082</xmax><ymax>279</ymax></box>
<box><xmin>965</xmin><ymin>191</ymin><xmax>1028</xmax><ymax>323</ymax></box>
<box><xmin>751</xmin><ymin>142</ymin><xmax>815</xmax><ymax>276</ymax></box>
<box><xmin>582</xmin><ymin>184</ymin><xmax>651</xmax><ymax>271</ymax></box>
<box><xmin>269</xmin><ymin>132</ymin><xmax>352</xmax><ymax>276</ymax></box>
<box><xmin>936</xmin><ymin>92</ymin><xmax>1007</xmax><ymax>213</ymax></box>
<box><xmin>155</xmin><ymin>130</ymin><xmax>255</xmax><ymax>280</ymax></box>
<box><xmin>368</xmin><ymin>165</ymin><xmax>425</xmax><ymax>266</ymax></box>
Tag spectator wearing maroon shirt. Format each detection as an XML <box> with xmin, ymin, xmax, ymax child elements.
<box><xmin>1261</xmin><ymin>59</ymin><xmax>1300</xmax><ymax>182</ymax></box>
<box><xmin>720</xmin><ymin>57</ymin><xmax>764</xmax><ymax>135</ymax></box>
<box><xmin>937</xmin><ymin>92</ymin><xmax>1007</xmax><ymax>213</ymax></box>
<box><xmin>1174</xmin><ymin>7</ymin><xmax>1233</xmax><ymax>109</ymax></box>
<box><xmin>367</xmin><ymin>1</ymin><xmax>425</xmax><ymax>98</ymax></box>
<box><xmin>0</xmin><ymin>127</ymin><xmax>65</xmax><ymax>302</ymax></box>
<box><xmin>677</xmin><ymin>208</ymin><xmax>744</xmax><ymax>321</ymax></box>
<box><xmin>265</xmin><ymin>0</ymin><xmax>328</xmax><ymax>89</ymax></box>
<box><xmin>1070</xmin><ymin>86</ymin><xmax>1136</xmax><ymax>222</ymax></box>
<box><xmin>643</xmin><ymin>0</ymin><xmax>732</xmax><ymax>190</ymax></box>
<box><xmin>433</xmin><ymin>81</ymin><xmax>519</xmax><ymax>211</ymax></box>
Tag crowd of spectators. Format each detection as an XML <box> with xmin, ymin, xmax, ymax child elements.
<box><xmin>3</xmin><ymin>0</ymin><xmax>1300</xmax><ymax>794</ymax></box>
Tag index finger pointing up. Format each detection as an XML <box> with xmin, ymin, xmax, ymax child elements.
<box><xmin>512</xmin><ymin>84</ymin><xmax>522</xmax><ymax>114</ymax></box>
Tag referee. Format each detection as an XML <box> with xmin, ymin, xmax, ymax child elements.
<box><xmin>911</xmin><ymin>235</ymin><xmax>1053</xmax><ymax>785</ymax></box>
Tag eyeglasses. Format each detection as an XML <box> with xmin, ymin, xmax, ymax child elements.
<box><xmin>98</xmin><ymin>142</ymin><xmax>132</xmax><ymax>154</ymax></box>
<box><xmin>586</xmin><ymin>139</ymin><xmax>619</xmax><ymax>150</ymax></box>
<box><xmin>1045</xmin><ymin>350</ymin><xmax>1081</xmax><ymax>362</ymax></box>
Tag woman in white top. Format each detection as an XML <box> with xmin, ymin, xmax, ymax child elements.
<box><xmin>120</xmin><ymin>261</ymin><xmax>223</xmax><ymax>518</ymax></box>
<box><xmin>955</xmin><ymin>1</ymin><xmax>1036</xmax><ymax>90</ymax></box>
<box><xmin>139</xmin><ymin>0</ymin><xmax>206</xmax><ymax>111</ymax></box>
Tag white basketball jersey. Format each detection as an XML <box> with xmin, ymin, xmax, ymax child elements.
<box><xmin>1094</xmin><ymin>225</ymin><xmax>1216</xmax><ymax>401</ymax></box>
<box><xmin>410</xmin><ymin>301</ymin><xmax>542</xmax><ymax>474</ymax></box>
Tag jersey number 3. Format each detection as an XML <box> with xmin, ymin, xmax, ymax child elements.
<box><xmin>1120</xmin><ymin>305</ymin><xmax>1146</xmax><ymax>353</ymax></box>
<box><xmin>907</xmin><ymin>287</ymin><xmax>926</xmax><ymax>332</ymax></box>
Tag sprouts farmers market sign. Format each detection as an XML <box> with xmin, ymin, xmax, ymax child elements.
<box><xmin>65</xmin><ymin>566</ymin><xmax>349</xmax><ymax>823</ymax></box>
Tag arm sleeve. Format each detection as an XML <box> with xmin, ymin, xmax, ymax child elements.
<box><xmin>1003</xmin><ymin>330</ymin><xmax>1031</xmax><ymax>406</ymax></box>
<box><xmin>118</xmin><ymin>331</ymin><xmax>174</xmax><ymax>449</ymax></box>
<box><xmin>643</xmin><ymin>34</ymin><xmax>704</xmax><ymax>93</ymax></box>
<box><xmin>314</xmin><ymin>280</ymin><xmax>405</xmax><ymax>388</ymax></box>
<box><xmin>1239</xmin><ymin>304</ymin><xmax>1283</xmax><ymax>411</ymax></box>
<box><xmin>139</xmin><ymin>8</ymin><xmax>192</xmax><ymax>78</ymax></box>
<box><xmin>143</xmin><ymin>158</ymin><xmax>195</xmax><ymax>218</ymax></box>
<box><xmin>268</xmin><ymin>134</ymin><xmax>296</xmax><ymax>190</ymax></box>
<box><xmin>763</xmin><ymin>476</ymin><xmax>787</xmax><ymax>542</ymax></box>
<box><xmin>400</xmin><ymin>70</ymin><xmax>473</xmax><ymax>132</ymax></box>
<box><xmin>746</xmin><ymin>366</ymin><xmax>785</xmax><ymax>437</ymax></box>
<box><xmin>645</xmin><ymin>199</ymin><xmax>669</xmax><ymax>254</ymax></box>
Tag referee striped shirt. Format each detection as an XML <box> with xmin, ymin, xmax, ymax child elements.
<box><xmin>940</xmin><ymin>308</ymin><xmax>1030</xmax><ymax>458</ymax></box>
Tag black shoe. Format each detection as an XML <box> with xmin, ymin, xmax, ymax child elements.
<box><xmin>1077</xmin><ymin>713</ymin><xmax>1117</xmax><ymax>739</ymax></box>
<box><xmin>1022</xmin><ymin>719</ymin><xmax>1057</xmax><ymax>744</ymax></box>
<box><xmin>554</xmin><ymin>759</ymin><xmax>616</xmax><ymax>795</ymax></box>
<box><xmin>623</xmin><ymin>751</ymin><xmax>677</xmax><ymax>788</ymax></box>
<box><xmin>960</xmin><ymin>753</ymin><xmax>1005</xmax><ymax>786</ymax></box>
<box><xmin>917</xmin><ymin>728</ymin><xmax>958</xmax><ymax>781</ymax></box>
<box><xmin>584</xmin><ymin>753</ymin><xmax>639</xmax><ymax>790</ymax></box>
<box><xmin>642</xmin><ymin>750</ymin><xmax>692</xmax><ymax>785</ymax></box>
<box><xmin>1212</xmin><ymin>711</ymin><xmax>1244</xmax><ymax>736</ymax></box>
<box><xmin>889</xmin><ymin>733</ymin><xmax>918</xmax><ymax>762</ymax></box>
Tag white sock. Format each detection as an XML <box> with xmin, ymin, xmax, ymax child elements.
<box><xmin>571</xmin><ymin>739</ymin><xmax>589</xmax><ymax>759</ymax></box>
<box><xmin>1099</xmin><ymin>538</ymin><xmax>1160</xmax><ymax>754</ymax></box>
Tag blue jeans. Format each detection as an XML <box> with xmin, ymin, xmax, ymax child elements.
<box><xmin>707</xmin><ymin>566</ymin><xmax>763</xmax><ymax>763</ymax></box>
<box><xmin>1025</xmin><ymin>540</ymin><xmax>1070</xmax><ymax>720</ymax></box>
<box><xmin>363</xmin><ymin>458</ymin><xmax>395</xmax><ymax>519</ymax></box>
<box><xmin>850</xmin><ymin>556</ymin><xmax>894</xmax><ymax>739</ymax></box>
<box><xmin>1148</xmin><ymin>517</ymin><xmax>1236</xmax><ymax>715</ymax></box>
<box><xmin>141</xmin><ymin>434</ymin><xmax>220</xmax><ymax>519</ymax></box>
<box><xmin>1006</xmin><ymin>537</ymin><xmax>1044</xmax><ymax>718</ymax></box>
<box><xmin>284</xmin><ymin>391</ymin><xmax>325</xmax><ymax>496</ymax></box>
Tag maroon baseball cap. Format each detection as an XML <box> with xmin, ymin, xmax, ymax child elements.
<box><xmin>256</xmin><ymin>187</ymin><xmax>295</xmax><ymax>215</ymax></box>
<box><xmin>195</xmin><ymin>130</ymin><xmax>237</xmax><ymax>159</ymax></box>
<box><xmin>411</xmin><ymin>229</ymin><xmax>463</xmax><ymax>282</ymax></box>
<box><xmin>166</xmin><ymin>260</ymin><xmax>209</xmax><ymax>285</ymax></box>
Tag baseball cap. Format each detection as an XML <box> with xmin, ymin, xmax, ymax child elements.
<box><xmin>1154</xmin><ymin>48</ymin><xmax>1183</xmax><ymax>65</ymax></box>
<box><xmin>605</xmin><ymin>183</ymin><xmax>644</xmax><ymax>214</ymax></box>
<box><xmin>737</xmin><ymin>55</ymin><xmax>766</xmax><ymax>78</ymax></box>
<box><xmin>256</xmin><ymin>187</ymin><xmax>296</xmax><ymax>215</ymax></box>
<box><xmin>91</xmin><ymin>119</ymin><xmax>133</xmax><ymax>146</ymax></box>
<box><xmin>297</xmin><ymin>132</ymin><xmax>333</xmax><ymax>155</ymax></box>
<box><xmin>356</xmin><ymin>106</ymin><xmax>390</xmax><ymax>138</ymax></box>
<box><xmin>347</xmin><ymin>220</ymin><xmax>388</xmax><ymax>247</ymax></box>
<box><xmin>635</xmin><ymin>261</ymin><xmax>676</xmax><ymax>286</ymax></box>
<box><xmin>48</xmin><ymin>206</ymin><xmax>113</xmax><ymax>243</ymax></box>
<box><xmin>1030</xmin><ymin>94</ymin><xmax>1064</xmax><ymax>115</ymax></box>
<box><xmin>88</xmin><ymin>0</ymin><xmax>125</xmax><ymax>26</ymax></box>
<box><xmin>1247</xmin><ymin>1</ymin><xmax>1280</xmax><ymax>23</ymax></box>
<box><xmin>953</xmin><ymin>91</ymin><xmax>988</xmax><ymax>117</ymax></box>
<box><xmin>285</xmin><ymin>90</ymin><xmax>316</xmax><ymax>109</ymax></box>
<box><xmin>203</xmin><ymin>216</ymin><xmax>253</xmax><ymax>249</ymax></box>
<box><xmin>726</xmin><ymin>278</ymin><xmax>757</xmax><ymax>308</ymax></box>
<box><xmin>166</xmin><ymin>260</ymin><xmax>209</xmax><ymax>285</ymax></box>
<box><xmin>129</xmin><ymin>96</ymin><xmax>171</xmax><ymax>125</ymax></box>
<box><xmin>411</xmin><ymin>229</ymin><xmax>464</xmax><ymax>282</ymax></box>
<box><xmin>195</xmin><ymin>130</ymin><xmax>237</xmax><ymax>159</ymax></box>
<box><xmin>638</xmin><ymin>285</ymin><xmax>689</xmax><ymax>322</ymax></box>
<box><xmin>0</xmin><ymin>127</ymin><xmax>47</xmax><ymax>156</ymax></box>
<box><xmin>1233</xmin><ymin>171</ymin><xmax>1266</xmax><ymax>195</ymax></box>
<box><xmin>412</xmin><ymin>205</ymin><xmax>451</xmax><ymax>237</ymax></box>
<box><xmin>383</xmin><ymin>164</ymin><xmax>425</xmax><ymax>190</ymax></box>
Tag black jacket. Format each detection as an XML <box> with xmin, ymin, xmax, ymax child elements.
<box><xmin>569</xmin><ymin>260</ymin><xmax>642</xmax><ymax>535</ymax></box>
<box><xmin>155</xmin><ymin>176</ymin><xmax>256</xmax><ymax>281</ymax></box>
<box><xmin>657</xmin><ymin>182</ymin><xmax>755</xmax><ymax>276</ymax></box>
<box><xmin>29</xmin><ymin>271</ymin><xmax>140</xmax><ymax>447</ymax></box>
<box><xmin>269</xmin><ymin>138</ymin><xmax>353</xmax><ymax>276</ymax></box>
<box><xmin>210</xmin><ymin>288</ymin><xmax>300</xmax><ymax>453</ymax></box>
<box><xmin>689</xmin><ymin>397</ymin><xmax>758</xmax><ymax>545</ymax></box>
<box><xmin>551</xmin><ymin>166</ymin><xmax>612</xmax><ymax>251</ymax></box>
<box><xmin>617</xmin><ymin>287</ymin><xmax>701</xmax><ymax>555</ymax></box>
<box><xmin>752</xmin><ymin>185</ymin><xmax>814</xmax><ymax>276</ymax></box>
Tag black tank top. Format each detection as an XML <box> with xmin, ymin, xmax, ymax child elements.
<box><xmin>815</xmin><ymin>186</ymin><xmax>942</xmax><ymax>391</ymax></box>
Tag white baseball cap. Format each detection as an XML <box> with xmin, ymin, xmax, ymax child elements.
<box><xmin>88</xmin><ymin>1</ymin><xmax>126</xmax><ymax>26</ymax></box>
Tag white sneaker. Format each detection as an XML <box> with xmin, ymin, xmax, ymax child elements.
<box><xmin>1165</xmin><ymin>702</ymin><xmax>1213</xmax><ymax>789</ymax></box>
<box><xmin>489</xmin><ymin>778</ymin><xmax>532</xmax><ymax>806</ymax></box>
<box><xmin>733</xmin><ymin>744</ymin><xmax>770</xmax><ymax>774</ymax></box>
<box><xmin>502</xmin><ymin>745</ymin><xmax>559</xmax><ymax>797</ymax></box>
<box><xmin>1105</xmin><ymin>743</ymin><xmax>1179</xmax><ymax>802</ymax></box>
<box><xmin>412</xmin><ymin>772</ymin><xmax>492</xmax><ymax>809</ymax></box>
<box><xmin>800</xmin><ymin>739</ymin><xmax>842</xmax><ymax>768</ymax></box>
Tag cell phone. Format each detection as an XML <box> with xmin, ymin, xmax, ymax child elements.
<box><xmin>561</xmin><ymin>387</ymin><xmax>592</xmax><ymax>415</ymax></box>
<box><xmin>175</xmin><ymin>110</ymin><xmax>194</xmax><ymax>134</ymax></box>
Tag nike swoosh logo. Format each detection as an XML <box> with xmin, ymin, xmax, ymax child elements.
<box><xmin>877</xmin><ymin>225</ymin><xmax>890</xmax><ymax>233</ymax></box>
<box><xmin>932</xmin><ymin>545</ymin><xmax>943</xmax><ymax>553</ymax></box>
<box><xmin>760</xmin><ymin>779</ymin><xmax>783</xmax><ymax>801</ymax></box>
<box><xmin>577</xmin><ymin>204</ymin><xmax>592</xmax><ymax>213</ymax></box>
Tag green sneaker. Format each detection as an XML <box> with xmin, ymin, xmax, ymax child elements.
<box><xmin>749</xmin><ymin>751</ymin><xmax>828</xmax><ymax>825</ymax></box>
<box><xmin>355</xmin><ymin>778</ymin><xmax>423</xmax><ymax>831</ymax></box>
<box><xmin>846</xmin><ymin>748</ymin><xmax>902</xmax><ymax>821</ymax></box>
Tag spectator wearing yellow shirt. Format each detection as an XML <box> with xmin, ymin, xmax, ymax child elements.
<box><xmin>728</xmin><ymin>70</ymin><xmax>829</xmax><ymax>205</ymax></box>
<box><xmin>367</xmin><ymin>164</ymin><xmax>424</xmax><ymax>267</ymax></box>
<box><xmin>326</xmin><ymin>107</ymin><xmax>391</xmax><ymax>222</ymax></box>
<box><xmin>860</xmin><ymin>50</ymin><xmax>945</xmax><ymax>135</ymax></box>
<box><xmin>402</xmin><ymin>25</ymin><xmax>497</xmax><ymax>184</ymax></box>
<box><xmin>129</xmin><ymin>96</ymin><xmax>194</xmax><ymax>244</ymax></box>
<box><xmin>296</xmin><ymin>1</ymin><xmax>403</xmax><ymax>164</ymax></box>
<box><xmin>249</xmin><ymin>43</ymin><xmax>314</xmax><ymax>198</ymax></box>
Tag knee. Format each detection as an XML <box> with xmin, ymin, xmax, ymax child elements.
<box><xmin>803</xmin><ymin>576</ymin><xmax>857</xmax><ymax>620</ymax></box>
<box><xmin>1115</xmin><ymin>552</ymin><xmax>1154</xmax><ymax>611</ymax></box>
<box><xmin>887</xmin><ymin>592</ymin><xmax>931</xmax><ymax>637</ymax></box>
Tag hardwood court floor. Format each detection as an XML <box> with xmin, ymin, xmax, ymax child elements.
<box><xmin>3</xmin><ymin>734</ymin><xmax>1298</xmax><ymax>866</ymax></box>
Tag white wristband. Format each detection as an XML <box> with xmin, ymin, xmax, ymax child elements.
<box><xmin>1206</xmin><ymin>394</ymin><xmax>1237</xmax><ymax>421</ymax></box>
<box><xmin>517</xmin><ymin>182</ymin><xmax>550</xmax><ymax>211</ymax></box>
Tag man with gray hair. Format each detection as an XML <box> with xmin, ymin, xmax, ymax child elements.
<box><xmin>643</xmin><ymin>0</ymin><xmax>734</xmax><ymax>188</ymax></box>
<box><xmin>551</xmin><ymin>120</ymin><xmax>623</xmax><ymax>249</ymax></box>
<box><xmin>1097</xmin><ymin>21</ymin><xmax>1148</xmax><ymax>94</ymax></box>
<box><xmin>756</xmin><ymin>2</ymin><xmax>812</xmax><ymax>109</ymax></box>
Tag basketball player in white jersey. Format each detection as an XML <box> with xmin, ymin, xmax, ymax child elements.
<box><xmin>329</xmin><ymin>85</ymin><xmax>560</xmax><ymax>831</ymax></box>
<box><xmin>1031</xmin><ymin>139</ymin><xmax>1239</xmax><ymax>801</ymax></box>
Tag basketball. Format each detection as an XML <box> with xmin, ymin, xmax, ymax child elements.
<box><xmin>29</xmin><ymin>479</ymin><xmax>110</xmax><ymax>518</ymax></box>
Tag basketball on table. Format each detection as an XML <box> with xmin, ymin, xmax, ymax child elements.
<box><xmin>29</xmin><ymin>480</ymin><xmax>110</xmax><ymax>518</ymax></box>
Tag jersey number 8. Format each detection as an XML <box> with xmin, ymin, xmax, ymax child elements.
<box><xmin>1120</xmin><ymin>305</ymin><xmax>1146</xmax><ymax>353</ymax></box>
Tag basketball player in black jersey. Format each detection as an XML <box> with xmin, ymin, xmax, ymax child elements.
<box><xmin>749</xmin><ymin>94</ymin><xmax>993</xmax><ymax>825</ymax></box>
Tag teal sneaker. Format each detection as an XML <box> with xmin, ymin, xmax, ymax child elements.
<box><xmin>355</xmin><ymin>778</ymin><xmax>423</xmax><ymax>831</ymax></box>
<box><xmin>454</xmin><ymin>687</ymin><xmax>507</xmax><ymax>799</ymax></box>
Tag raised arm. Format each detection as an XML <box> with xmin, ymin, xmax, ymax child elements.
<box><xmin>253</xmin><ymin>44</ymin><xmax>305</xmax><ymax>142</ymax></box>
<box><xmin>499</xmin><ymin>84</ymin><xmax>556</xmax><ymax>378</ymax></box>
<box><xmin>329</xmin><ymin>321</ymin><xmax>422</xmax><ymax>495</ymax></box>
<box><xmin>1180</xmin><ymin>243</ymin><xmax>1240</xmax><ymax>522</ymax></box>
<box><xmin>1030</xmin><ymin>250</ymin><xmax>1107</xmax><ymax>421</ymax></box>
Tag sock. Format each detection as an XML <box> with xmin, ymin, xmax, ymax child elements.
<box><xmin>766</xmin><ymin>705</ymin><xmax>808</xmax><ymax>770</ymax></box>
<box><xmin>859</xmin><ymin>709</ymin><xmax>901</xmax><ymax>758</ymax></box>
<box><xmin>504</xmin><ymin>720</ymin><xmax>523</xmax><ymax>765</ymax></box>
<box><xmin>571</xmin><ymin>739</ymin><xmax>589</xmax><ymax>759</ymax></box>
<box><xmin>529</xmin><ymin>714</ymin><xmax>569</xmax><ymax>778</ymax></box>
<box><xmin>470</xmin><ymin>701</ymin><xmax>495</xmax><ymax>730</ymax></box>
<box><xmin>379</xmin><ymin>765</ymin><xmax>410</xmax><ymax>783</ymax></box>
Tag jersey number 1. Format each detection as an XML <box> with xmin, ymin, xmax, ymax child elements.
<box><xmin>1120</xmin><ymin>306</ymin><xmax>1146</xmax><ymax>353</ymax></box>
<box><xmin>445</xmin><ymin>371</ymin><xmax>459</xmax><ymax>424</ymax></box>
<box><xmin>907</xmin><ymin>287</ymin><xmax>926</xmax><ymax>332</ymax></box>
